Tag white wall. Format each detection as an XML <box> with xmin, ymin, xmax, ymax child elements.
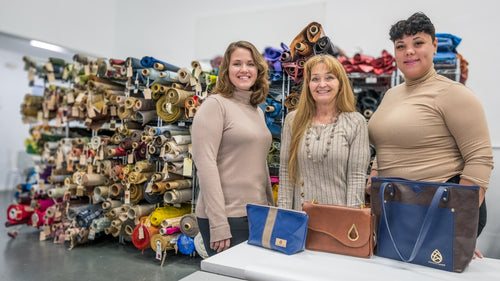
<box><xmin>0</xmin><ymin>0</ymin><xmax>499</xmax><ymax>258</ymax></box>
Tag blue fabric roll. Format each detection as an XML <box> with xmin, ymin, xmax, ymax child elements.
<box><xmin>75</xmin><ymin>207</ymin><xmax>105</xmax><ymax>228</ymax></box>
<box><xmin>433</xmin><ymin>52</ymin><xmax>457</xmax><ymax>64</ymax></box>
<box><xmin>140</xmin><ymin>56</ymin><xmax>180</xmax><ymax>72</ymax></box>
<box><xmin>177</xmin><ymin>234</ymin><xmax>196</xmax><ymax>255</ymax></box>
<box><xmin>436</xmin><ymin>33</ymin><xmax>461</xmax><ymax>52</ymax></box>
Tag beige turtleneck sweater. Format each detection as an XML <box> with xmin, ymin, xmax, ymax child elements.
<box><xmin>368</xmin><ymin>67</ymin><xmax>493</xmax><ymax>190</ymax></box>
<box><xmin>191</xmin><ymin>89</ymin><xmax>274</xmax><ymax>242</ymax></box>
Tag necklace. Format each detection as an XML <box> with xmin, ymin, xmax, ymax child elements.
<box><xmin>304</xmin><ymin>114</ymin><xmax>338</xmax><ymax>163</ymax></box>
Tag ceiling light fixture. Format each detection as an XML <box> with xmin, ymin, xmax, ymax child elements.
<box><xmin>29</xmin><ymin>40</ymin><xmax>66</xmax><ymax>53</ymax></box>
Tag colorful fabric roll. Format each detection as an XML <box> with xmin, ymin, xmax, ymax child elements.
<box><xmin>75</xmin><ymin>207</ymin><xmax>105</xmax><ymax>228</ymax></box>
<box><xmin>140</xmin><ymin>56</ymin><xmax>180</xmax><ymax>72</ymax></box>
<box><xmin>179</xmin><ymin>214</ymin><xmax>199</xmax><ymax>237</ymax></box>
<box><xmin>177</xmin><ymin>234</ymin><xmax>196</xmax><ymax>255</ymax></box>
<box><xmin>149</xmin><ymin>205</ymin><xmax>191</xmax><ymax>227</ymax></box>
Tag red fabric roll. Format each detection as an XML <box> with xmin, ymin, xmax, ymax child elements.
<box><xmin>131</xmin><ymin>217</ymin><xmax>159</xmax><ymax>250</ymax></box>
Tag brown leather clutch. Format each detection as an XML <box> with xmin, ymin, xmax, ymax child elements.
<box><xmin>302</xmin><ymin>201</ymin><xmax>374</xmax><ymax>258</ymax></box>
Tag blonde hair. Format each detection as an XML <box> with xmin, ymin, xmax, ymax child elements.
<box><xmin>213</xmin><ymin>41</ymin><xmax>269</xmax><ymax>107</ymax></box>
<box><xmin>288</xmin><ymin>54</ymin><xmax>356</xmax><ymax>183</ymax></box>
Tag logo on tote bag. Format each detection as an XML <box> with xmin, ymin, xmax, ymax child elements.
<box><xmin>429</xmin><ymin>249</ymin><xmax>445</xmax><ymax>266</ymax></box>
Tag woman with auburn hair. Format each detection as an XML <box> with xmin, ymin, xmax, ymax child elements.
<box><xmin>192</xmin><ymin>40</ymin><xmax>274</xmax><ymax>256</ymax></box>
<box><xmin>278</xmin><ymin>54</ymin><xmax>370</xmax><ymax>210</ymax></box>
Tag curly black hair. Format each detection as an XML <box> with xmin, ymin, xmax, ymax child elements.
<box><xmin>389</xmin><ymin>12</ymin><xmax>435</xmax><ymax>42</ymax></box>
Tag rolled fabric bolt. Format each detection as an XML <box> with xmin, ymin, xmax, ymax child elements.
<box><xmin>153</xmin><ymin>135</ymin><xmax>169</xmax><ymax>147</ymax></box>
<box><xmin>109</xmin><ymin>165</ymin><xmax>123</xmax><ymax>178</ymax></box>
<box><xmin>177</xmin><ymin>68</ymin><xmax>191</xmax><ymax>84</ymax></box>
<box><xmin>7</xmin><ymin>204</ymin><xmax>33</xmax><ymax>222</ymax></box>
<box><xmin>94</xmin><ymin>186</ymin><xmax>109</xmax><ymax>198</ymax></box>
<box><xmin>44</xmin><ymin>141</ymin><xmax>59</xmax><ymax>151</ymax></box>
<box><xmin>141</xmin><ymin>135</ymin><xmax>153</xmax><ymax>144</ymax></box>
<box><xmin>150</xmin><ymin>205</ymin><xmax>191</xmax><ymax>227</ymax></box>
<box><xmin>102</xmin><ymin>199</ymin><xmax>121</xmax><ymax>210</ymax></box>
<box><xmin>117</xmin><ymin>105</ymin><xmax>133</xmax><ymax>119</ymax></box>
<box><xmin>161</xmin><ymin>153</ymin><xmax>186</xmax><ymax>162</ymax></box>
<box><xmin>67</xmin><ymin>205</ymin><xmax>92</xmax><ymax>220</ymax></box>
<box><xmin>171</xmin><ymin>135</ymin><xmax>191</xmax><ymax>145</ymax></box>
<box><xmin>103</xmin><ymin>89</ymin><xmax>124</xmax><ymax>99</ymax></box>
<box><xmin>158</xmin><ymin>70</ymin><xmax>180</xmax><ymax>83</ymax></box>
<box><xmin>66</xmin><ymin>227</ymin><xmax>80</xmax><ymax>238</ymax></box>
<box><xmin>104</xmin><ymin>227</ymin><xmax>112</xmax><ymax>235</ymax></box>
<box><xmin>111</xmin><ymin>219</ymin><xmax>122</xmax><ymax>228</ymax></box>
<box><xmin>179</xmin><ymin>214</ymin><xmax>199</xmax><ymax>237</ymax></box>
<box><xmin>90</xmin><ymin>217</ymin><xmax>111</xmax><ymax>233</ymax></box>
<box><xmin>265</xmin><ymin>105</ymin><xmax>275</xmax><ymax>113</ymax></box>
<box><xmin>152</xmin><ymin>172</ymin><xmax>169</xmax><ymax>182</ymax></box>
<box><xmin>167</xmin><ymin>162</ymin><xmax>184</xmax><ymax>174</ymax></box>
<box><xmin>115</xmin><ymin>95</ymin><xmax>126</xmax><ymax>105</ymax></box>
<box><xmin>109</xmin><ymin>206</ymin><xmax>124</xmax><ymax>218</ymax></box>
<box><xmin>164</xmin><ymin>189</ymin><xmax>192</xmax><ymax>204</ymax></box>
<box><xmin>109</xmin><ymin>183</ymin><xmax>124</xmax><ymax>197</ymax></box>
<box><xmin>93</xmin><ymin>192</ymin><xmax>105</xmax><ymax>203</ymax></box>
<box><xmin>151</xmin><ymin>182</ymin><xmax>168</xmax><ymax>194</ymax></box>
<box><xmin>122</xmin><ymin>218</ymin><xmax>137</xmax><ymax>236</ymax></box>
<box><xmin>128</xmin><ymin>171</ymin><xmax>154</xmax><ymax>184</ymax></box>
<box><xmin>124</xmin><ymin>97</ymin><xmax>137</xmax><ymax>109</ymax></box>
<box><xmin>159</xmin><ymin>226</ymin><xmax>181</xmax><ymax>235</ymax></box>
<box><xmin>47</xmin><ymin>187</ymin><xmax>69</xmax><ymax>198</ymax></box>
<box><xmin>133</xmin><ymin>98</ymin><xmax>156</xmax><ymax>111</ymax></box>
<box><xmin>108</xmin><ymin>147</ymin><xmax>127</xmax><ymax>157</ymax></box>
<box><xmin>132</xmin><ymin>218</ymin><xmax>159</xmax><ymax>250</ymax></box>
<box><xmin>129</xmin><ymin>183</ymin><xmax>145</xmax><ymax>204</ymax></box>
<box><xmin>34</xmin><ymin>199</ymin><xmax>55</xmax><ymax>212</ymax></box>
<box><xmin>147</xmin><ymin>125</ymin><xmax>188</xmax><ymax>137</ymax></box>
<box><xmin>165</xmin><ymin>179</ymin><xmax>192</xmax><ymax>191</ymax></box>
<box><xmin>133</xmin><ymin>161</ymin><xmax>155</xmax><ymax>173</ymax></box>
<box><xmin>161</xmin><ymin>216</ymin><xmax>182</xmax><ymax>228</ymax></box>
<box><xmin>82</xmin><ymin>174</ymin><xmax>108</xmax><ymax>186</ymax></box>
<box><xmin>150</xmin><ymin>233</ymin><xmax>179</xmax><ymax>252</ymax></box>
<box><xmin>120</xmin><ymin>204</ymin><xmax>131</xmax><ymax>214</ymax></box>
<box><xmin>89</xmin><ymin>136</ymin><xmax>101</xmax><ymax>150</ymax></box>
<box><xmin>119</xmin><ymin>212</ymin><xmax>128</xmax><ymax>222</ymax></box>
<box><xmin>166</xmin><ymin>87</ymin><xmax>194</xmax><ymax>107</ymax></box>
<box><xmin>164</xmin><ymin>142</ymin><xmax>188</xmax><ymax>155</ymax></box>
<box><xmin>110</xmin><ymin>226</ymin><xmax>121</xmax><ymax>237</ymax></box>
<box><xmin>127</xmin><ymin>204</ymin><xmax>155</xmax><ymax>220</ymax></box>
<box><xmin>30</xmin><ymin>209</ymin><xmax>46</xmax><ymax>227</ymax></box>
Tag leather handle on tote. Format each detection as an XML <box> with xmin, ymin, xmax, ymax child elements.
<box><xmin>379</xmin><ymin>182</ymin><xmax>447</xmax><ymax>262</ymax></box>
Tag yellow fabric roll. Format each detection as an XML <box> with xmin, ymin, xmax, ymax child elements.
<box><xmin>150</xmin><ymin>233</ymin><xmax>179</xmax><ymax>252</ymax></box>
<box><xmin>156</xmin><ymin>95</ymin><xmax>183</xmax><ymax>124</ymax></box>
<box><xmin>166</xmin><ymin>88</ymin><xmax>194</xmax><ymax>107</ymax></box>
<box><xmin>149</xmin><ymin>204</ymin><xmax>192</xmax><ymax>226</ymax></box>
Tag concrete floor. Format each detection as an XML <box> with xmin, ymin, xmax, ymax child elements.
<box><xmin>0</xmin><ymin>190</ymin><xmax>202</xmax><ymax>281</ymax></box>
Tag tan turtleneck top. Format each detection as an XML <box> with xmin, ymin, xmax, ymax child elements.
<box><xmin>191</xmin><ymin>89</ymin><xmax>274</xmax><ymax>242</ymax></box>
<box><xmin>368</xmin><ymin>67</ymin><xmax>493</xmax><ymax>190</ymax></box>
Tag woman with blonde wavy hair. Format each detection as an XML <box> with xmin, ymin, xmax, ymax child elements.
<box><xmin>278</xmin><ymin>54</ymin><xmax>370</xmax><ymax>210</ymax></box>
<box><xmin>192</xmin><ymin>40</ymin><xmax>274</xmax><ymax>256</ymax></box>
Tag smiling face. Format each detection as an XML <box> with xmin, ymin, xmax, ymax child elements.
<box><xmin>309</xmin><ymin>62</ymin><xmax>339</xmax><ymax>107</ymax></box>
<box><xmin>394</xmin><ymin>32</ymin><xmax>438</xmax><ymax>80</ymax></box>
<box><xmin>228</xmin><ymin>47</ymin><xmax>258</xmax><ymax>91</ymax></box>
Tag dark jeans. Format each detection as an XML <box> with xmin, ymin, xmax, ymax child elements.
<box><xmin>447</xmin><ymin>175</ymin><xmax>487</xmax><ymax>236</ymax></box>
<box><xmin>196</xmin><ymin>216</ymin><xmax>249</xmax><ymax>257</ymax></box>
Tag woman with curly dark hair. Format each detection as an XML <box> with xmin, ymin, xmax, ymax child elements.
<box><xmin>191</xmin><ymin>41</ymin><xmax>274</xmax><ymax>256</ymax></box>
<box><xmin>367</xmin><ymin>12</ymin><xmax>493</xmax><ymax>258</ymax></box>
